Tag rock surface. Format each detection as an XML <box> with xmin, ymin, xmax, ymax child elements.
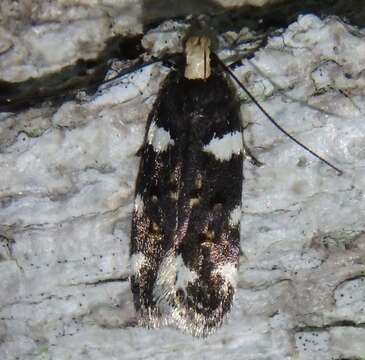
<box><xmin>1</xmin><ymin>4</ymin><xmax>365</xmax><ymax>360</ymax></box>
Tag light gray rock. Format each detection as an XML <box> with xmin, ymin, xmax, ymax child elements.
<box><xmin>0</xmin><ymin>0</ymin><xmax>143</xmax><ymax>82</ymax></box>
<box><xmin>1</xmin><ymin>9</ymin><xmax>365</xmax><ymax>360</ymax></box>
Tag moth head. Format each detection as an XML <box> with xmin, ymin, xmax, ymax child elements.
<box><xmin>184</xmin><ymin>36</ymin><xmax>212</xmax><ymax>80</ymax></box>
<box><xmin>182</xmin><ymin>15</ymin><xmax>219</xmax><ymax>80</ymax></box>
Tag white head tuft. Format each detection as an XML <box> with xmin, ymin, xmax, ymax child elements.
<box><xmin>184</xmin><ymin>36</ymin><xmax>211</xmax><ymax>80</ymax></box>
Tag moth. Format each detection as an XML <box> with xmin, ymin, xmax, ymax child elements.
<box><xmin>130</xmin><ymin>36</ymin><xmax>243</xmax><ymax>337</ymax></box>
<box><xmin>129</xmin><ymin>26</ymin><xmax>342</xmax><ymax>337</ymax></box>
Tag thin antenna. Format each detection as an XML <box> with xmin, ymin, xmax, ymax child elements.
<box><xmin>214</xmin><ymin>55</ymin><xmax>343</xmax><ymax>175</ymax></box>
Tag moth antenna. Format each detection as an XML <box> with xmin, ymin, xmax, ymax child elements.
<box><xmin>102</xmin><ymin>57</ymin><xmax>163</xmax><ymax>86</ymax></box>
<box><xmin>214</xmin><ymin>54</ymin><xmax>343</xmax><ymax>175</ymax></box>
<box><xmin>204</xmin><ymin>49</ymin><xmax>207</xmax><ymax>79</ymax></box>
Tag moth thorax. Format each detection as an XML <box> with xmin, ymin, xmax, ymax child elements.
<box><xmin>184</xmin><ymin>36</ymin><xmax>211</xmax><ymax>80</ymax></box>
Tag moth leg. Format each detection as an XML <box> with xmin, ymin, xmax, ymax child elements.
<box><xmin>136</xmin><ymin>144</ymin><xmax>145</xmax><ymax>157</ymax></box>
<box><xmin>241</xmin><ymin>128</ymin><xmax>263</xmax><ymax>167</ymax></box>
<box><xmin>243</xmin><ymin>144</ymin><xmax>262</xmax><ymax>167</ymax></box>
<box><xmin>161</xmin><ymin>58</ymin><xmax>177</xmax><ymax>69</ymax></box>
<box><xmin>226</xmin><ymin>34</ymin><xmax>267</xmax><ymax>70</ymax></box>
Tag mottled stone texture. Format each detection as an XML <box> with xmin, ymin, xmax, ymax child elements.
<box><xmin>1</xmin><ymin>2</ymin><xmax>365</xmax><ymax>360</ymax></box>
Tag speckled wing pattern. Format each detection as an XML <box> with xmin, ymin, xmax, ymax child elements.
<box><xmin>130</xmin><ymin>56</ymin><xmax>243</xmax><ymax>337</ymax></box>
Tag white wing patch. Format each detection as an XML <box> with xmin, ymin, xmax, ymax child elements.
<box><xmin>154</xmin><ymin>253</ymin><xmax>198</xmax><ymax>300</ymax></box>
<box><xmin>213</xmin><ymin>263</ymin><xmax>238</xmax><ymax>288</ymax></box>
<box><xmin>134</xmin><ymin>194</ymin><xmax>144</xmax><ymax>215</ymax></box>
<box><xmin>174</xmin><ymin>255</ymin><xmax>198</xmax><ymax>290</ymax></box>
<box><xmin>229</xmin><ymin>206</ymin><xmax>241</xmax><ymax>227</ymax></box>
<box><xmin>130</xmin><ymin>252</ymin><xmax>148</xmax><ymax>277</ymax></box>
<box><xmin>147</xmin><ymin>121</ymin><xmax>175</xmax><ymax>152</ymax></box>
<box><xmin>203</xmin><ymin>131</ymin><xmax>243</xmax><ymax>161</ymax></box>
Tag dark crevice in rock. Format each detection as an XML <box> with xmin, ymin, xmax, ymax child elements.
<box><xmin>83</xmin><ymin>277</ymin><xmax>129</xmax><ymax>286</ymax></box>
<box><xmin>0</xmin><ymin>34</ymin><xmax>144</xmax><ymax>113</ymax></box>
<box><xmin>295</xmin><ymin>320</ymin><xmax>365</xmax><ymax>332</ymax></box>
<box><xmin>333</xmin><ymin>274</ymin><xmax>365</xmax><ymax>292</ymax></box>
<box><xmin>142</xmin><ymin>0</ymin><xmax>365</xmax><ymax>34</ymax></box>
<box><xmin>324</xmin><ymin>320</ymin><xmax>365</xmax><ymax>328</ymax></box>
<box><xmin>333</xmin><ymin>358</ymin><xmax>365</xmax><ymax>360</ymax></box>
